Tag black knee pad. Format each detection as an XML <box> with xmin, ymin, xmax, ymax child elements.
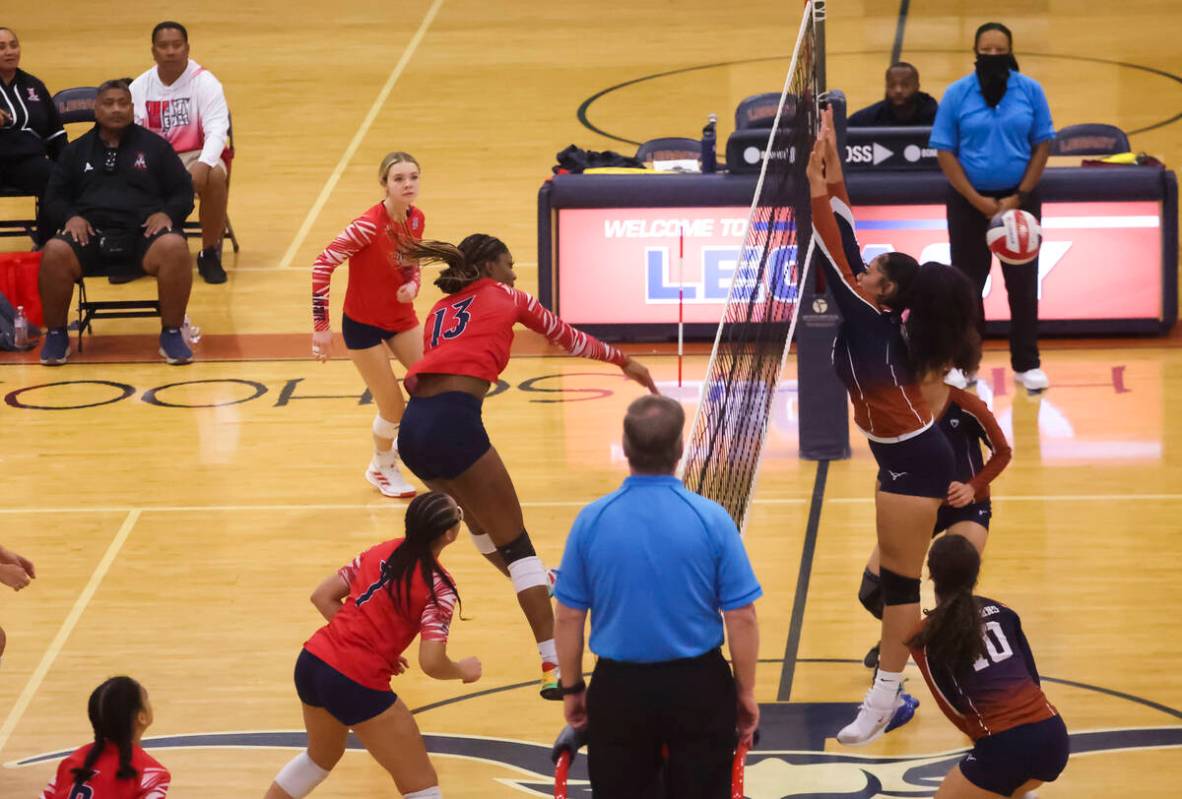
<box><xmin>858</xmin><ymin>568</ymin><xmax>884</xmax><ymax>620</ymax></box>
<box><xmin>880</xmin><ymin>567</ymin><xmax>921</xmax><ymax>606</ymax></box>
<box><xmin>496</xmin><ymin>530</ymin><xmax>536</xmax><ymax>564</ymax></box>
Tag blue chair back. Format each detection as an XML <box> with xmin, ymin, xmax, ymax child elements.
<box><xmin>1051</xmin><ymin>123</ymin><xmax>1130</xmax><ymax>156</ymax></box>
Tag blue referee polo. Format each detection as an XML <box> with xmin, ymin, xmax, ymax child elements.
<box><xmin>556</xmin><ymin>475</ymin><xmax>763</xmax><ymax>664</ymax></box>
<box><xmin>929</xmin><ymin>71</ymin><xmax>1055</xmax><ymax>191</ymax></box>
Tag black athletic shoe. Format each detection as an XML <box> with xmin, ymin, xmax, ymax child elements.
<box><xmin>863</xmin><ymin>642</ymin><xmax>880</xmax><ymax>669</ymax></box>
<box><xmin>197</xmin><ymin>247</ymin><xmax>227</xmax><ymax>284</ymax></box>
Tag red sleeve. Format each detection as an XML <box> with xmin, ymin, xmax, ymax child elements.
<box><xmin>953</xmin><ymin>388</ymin><xmax>1013</xmax><ymax>499</ymax></box>
<box><xmin>337</xmin><ymin>553</ymin><xmax>362</xmax><ymax>588</ymax></box>
<box><xmin>510</xmin><ymin>288</ymin><xmax>628</xmax><ymax>366</ymax></box>
<box><xmin>137</xmin><ymin>764</ymin><xmax>171</xmax><ymax>798</ymax></box>
<box><xmin>38</xmin><ymin>762</ymin><xmax>64</xmax><ymax>799</ymax></box>
<box><xmin>811</xmin><ymin>185</ymin><xmax>879</xmax><ymax>311</ymax></box>
<box><xmin>419</xmin><ymin>572</ymin><xmax>457</xmax><ymax>643</ymax></box>
<box><xmin>311</xmin><ymin>213</ymin><xmax>380</xmax><ymax>332</ymax></box>
<box><xmin>827</xmin><ymin>178</ymin><xmax>851</xmax><ymax>207</ymax></box>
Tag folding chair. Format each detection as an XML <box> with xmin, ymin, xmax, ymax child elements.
<box><xmin>635</xmin><ymin>137</ymin><xmax>702</xmax><ymax>163</ymax></box>
<box><xmin>734</xmin><ymin>92</ymin><xmax>783</xmax><ymax>130</ymax></box>
<box><xmin>1051</xmin><ymin>123</ymin><xmax>1131</xmax><ymax>156</ymax></box>
<box><xmin>0</xmin><ymin>185</ymin><xmax>38</xmax><ymax>244</ymax></box>
<box><xmin>74</xmin><ymin>276</ymin><xmax>160</xmax><ymax>352</ymax></box>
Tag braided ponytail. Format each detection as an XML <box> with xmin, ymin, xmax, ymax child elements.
<box><xmin>72</xmin><ymin>676</ymin><xmax>146</xmax><ymax>787</ymax></box>
<box><xmin>401</xmin><ymin>234</ymin><xmax>510</xmax><ymax>294</ymax></box>
<box><xmin>383</xmin><ymin>492</ymin><xmax>465</xmax><ymax>617</ymax></box>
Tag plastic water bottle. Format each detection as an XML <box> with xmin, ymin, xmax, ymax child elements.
<box><xmin>13</xmin><ymin>306</ymin><xmax>28</xmax><ymax>350</ymax></box>
<box><xmin>181</xmin><ymin>314</ymin><xmax>202</xmax><ymax>346</ymax></box>
<box><xmin>700</xmin><ymin>113</ymin><xmax>718</xmax><ymax>174</ymax></box>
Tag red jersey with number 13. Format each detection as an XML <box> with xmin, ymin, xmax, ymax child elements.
<box><xmin>405</xmin><ymin>278</ymin><xmax>627</xmax><ymax>388</ymax></box>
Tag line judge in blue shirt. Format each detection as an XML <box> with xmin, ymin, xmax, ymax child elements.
<box><xmin>930</xmin><ymin>22</ymin><xmax>1055</xmax><ymax>393</ymax></box>
<box><xmin>554</xmin><ymin>395</ymin><xmax>761</xmax><ymax>799</ymax></box>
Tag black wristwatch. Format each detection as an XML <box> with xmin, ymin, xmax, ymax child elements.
<box><xmin>561</xmin><ymin>679</ymin><xmax>587</xmax><ymax>696</ymax></box>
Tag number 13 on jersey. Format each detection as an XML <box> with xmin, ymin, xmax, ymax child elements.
<box><xmin>429</xmin><ymin>297</ymin><xmax>475</xmax><ymax>348</ymax></box>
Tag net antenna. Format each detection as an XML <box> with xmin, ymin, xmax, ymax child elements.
<box><xmin>679</xmin><ymin>0</ymin><xmax>822</xmax><ymax>532</ymax></box>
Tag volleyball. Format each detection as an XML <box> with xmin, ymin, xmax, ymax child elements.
<box><xmin>986</xmin><ymin>209</ymin><xmax>1042</xmax><ymax>265</ymax></box>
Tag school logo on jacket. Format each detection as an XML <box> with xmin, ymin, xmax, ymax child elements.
<box><xmin>950</xmin><ymin>418</ymin><xmax>960</xmax><ymax>428</ymax></box>
<box><xmin>25</xmin><ymin>87</ymin><xmax>40</xmax><ymax>102</ymax></box>
<box><xmin>134</xmin><ymin>153</ymin><xmax>148</xmax><ymax>170</ymax></box>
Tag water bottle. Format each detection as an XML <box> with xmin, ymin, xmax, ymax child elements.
<box><xmin>700</xmin><ymin>112</ymin><xmax>718</xmax><ymax>174</ymax></box>
<box><xmin>13</xmin><ymin>306</ymin><xmax>28</xmax><ymax>350</ymax></box>
<box><xmin>181</xmin><ymin>314</ymin><xmax>202</xmax><ymax>346</ymax></box>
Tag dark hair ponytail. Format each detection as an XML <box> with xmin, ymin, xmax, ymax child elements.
<box><xmin>908</xmin><ymin>535</ymin><xmax>987</xmax><ymax>675</ymax></box>
<box><xmin>383</xmin><ymin>492</ymin><xmax>465</xmax><ymax>617</ymax></box>
<box><xmin>900</xmin><ymin>262</ymin><xmax>981</xmax><ymax>377</ymax></box>
<box><xmin>402</xmin><ymin>234</ymin><xmax>509</xmax><ymax>294</ymax></box>
<box><xmin>72</xmin><ymin>676</ymin><xmax>145</xmax><ymax>787</ymax></box>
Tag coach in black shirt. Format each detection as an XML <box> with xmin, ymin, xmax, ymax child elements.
<box><xmin>38</xmin><ymin>79</ymin><xmax>195</xmax><ymax>366</ymax></box>
<box><xmin>0</xmin><ymin>27</ymin><xmax>68</xmax><ymax>244</ymax></box>
<box><xmin>848</xmin><ymin>62</ymin><xmax>938</xmax><ymax>127</ymax></box>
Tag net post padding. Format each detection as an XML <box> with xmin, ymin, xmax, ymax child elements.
<box><xmin>679</xmin><ymin>0</ymin><xmax>818</xmax><ymax>533</ymax></box>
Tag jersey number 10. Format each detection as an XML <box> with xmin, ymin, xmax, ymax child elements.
<box><xmin>429</xmin><ymin>297</ymin><xmax>475</xmax><ymax>348</ymax></box>
<box><xmin>972</xmin><ymin>620</ymin><xmax>1014</xmax><ymax>672</ymax></box>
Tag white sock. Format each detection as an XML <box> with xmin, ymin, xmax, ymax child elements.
<box><xmin>869</xmin><ymin>669</ymin><xmax>904</xmax><ymax>708</ymax></box>
<box><xmin>373</xmin><ymin>447</ymin><xmax>398</xmax><ymax>468</ymax></box>
<box><xmin>537</xmin><ymin>638</ymin><xmax>557</xmax><ymax>665</ymax></box>
<box><xmin>404</xmin><ymin>787</ymin><xmax>442</xmax><ymax>799</ymax></box>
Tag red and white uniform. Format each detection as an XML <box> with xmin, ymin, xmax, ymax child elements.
<box><xmin>131</xmin><ymin>60</ymin><xmax>229</xmax><ymax>168</ymax></box>
<box><xmin>405</xmin><ymin>277</ymin><xmax>626</xmax><ymax>388</ymax></box>
<box><xmin>311</xmin><ymin>203</ymin><xmax>424</xmax><ymax>333</ymax></box>
<box><xmin>40</xmin><ymin>743</ymin><xmax>170</xmax><ymax>799</ymax></box>
<box><xmin>304</xmin><ymin>537</ymin><xmax>457</xmax><ymax>691</ymax></box>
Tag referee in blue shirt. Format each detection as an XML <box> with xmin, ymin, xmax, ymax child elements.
<box><xmin>554</xmin><ymin>395</ymin><xmax>762</xmax><ymax>798</ymax></box>
<box><xmin>931</xmin><ymin>22</ymin><xmax>1055</xmax><ymax>392</ymax></box>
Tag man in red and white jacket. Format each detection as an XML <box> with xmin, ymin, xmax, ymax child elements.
<box><xmin>131</xmin><ymin>20</ymin><xmax>230</xmax><ymax>284</ymax></box>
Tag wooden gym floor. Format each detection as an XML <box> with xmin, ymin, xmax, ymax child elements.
<box><xmin>1</xmin><ymin>1</ymin><xmax>1181</xmax><ymax>796</ymax></box>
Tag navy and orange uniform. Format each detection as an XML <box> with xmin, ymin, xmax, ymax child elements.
<box><xmin>311</xmin><ymin>203</ymin><xmax>425</xmax><ymax>335</ymax></box>
<box><xmin>405</xmin><ymin>277</ymin><xmax>627</xmax><ymax>389</ymax></box>
<box><xmin>910</xmin><ymin>598</ymin><xmax>1057</xmax><ymax>740</ymax></box>
<box><xmin>909</xmin><ymin>598</ymin><xmax>1069</xmax><ymax>795</ymax></box>
<box><xmin>40</xmin><ymin>742</ymin><xmax>170</xmax><ymax>799</ymax></box>
<box><xmin>303</xmin><ymin>537</ymin><xmax>457</xmax><ymax>691</ymax></box>
<box><xmin>934</xmin><ymin>387</ymin><xmax>1011</xmax><ymax>532</ymax></box>
<box><xmin>811</xmin><ymin>179</ymin><xmax>953</xmax><ymax>498</ymax></box>
<box><xmin>811</xmin><ymin>180</ymin><xmax>931</xmax><ymax>442</ymax></box>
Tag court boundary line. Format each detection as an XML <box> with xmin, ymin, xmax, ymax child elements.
<box><xmin>777</xmin><ymin>460</ymin><xmax>828</xmax><ymax>701</ymax></box>
<box><xmin>275</xmin><ymin>0</ymin><xmax>445</xmax><ymax>269</ymax></box>
<box><xmin>0</xmin><ymin>509</ymin><xmax>142</xmax><ymax>756</ymax></box>
<box><xmin>0</xmin><ymin>493</ymin><xmax>1179</xmax><ymax>515</ymax></box>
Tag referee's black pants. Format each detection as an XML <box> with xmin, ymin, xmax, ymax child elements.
<box><xmin>945</xmin><ymin>184</ymin><xmax>1042</xmax><ymax>373</ymax></box>
<box><xmin>586</xmin><ymin>648</ymin><xmax>737</xmax><ymax>799</ymax></box>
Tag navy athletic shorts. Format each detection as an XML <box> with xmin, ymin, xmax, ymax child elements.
<box><xmin>934</xmin><ymin>499</ymin><xmax>992</xmax><ymax>535</ymax></box>
<box><xmin>398</xmin><ymin>391</ymin><xmax>491</xmax><ymax>480</ymax></box>
<box><xmin>341</xmin><ymin>312</ymin><xmax>406</xmax><ymax>350</ymax></box>
<box><xmin>960</xmin><ymin>715</ymin><xmax>1069</xmax><ymax>796</ymax></box>
<box><xmin>294</xmin><ymin>649</ymin><xmax>396</xmax><ymax>726</ymax></box>
<box><xmin>869</xmin><ymin>425</ymin><xmax>955</xmax><ymax>499</ymax></box>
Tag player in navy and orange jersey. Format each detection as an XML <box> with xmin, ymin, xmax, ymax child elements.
<box><xmin>309</xmin><ymin>151</ymin><xmax>426</xmax><ymax>499</ymax></box>
<box><xmin>264</xmin><ymin>492</ymin><xmax>480</xmax><ymax>799</ymax></box>
<box><xmin>860</xmin><ymin>378</ymin><xmax>1012</xmax><ymax>669</ymax></box>
<box><xmin>393</xmin><ymin>234</ymin><xmax>657</xmax><ymax>699</ymax></box>
<box><xmin>909</xmin><ymin>534</ymin><xmax>1068</xmax><ymax>798</ymax></box>
<box><xmin>808</xmin><ymin>109</ymin><xmax>983</xmax><ymax>744</ymax></box>
<box><xmin>40</xmin><ymin>676</ymin><xmax>170</xmax><ymax>799</ymax></box>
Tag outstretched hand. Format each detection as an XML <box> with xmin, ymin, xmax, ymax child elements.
<box><xmin>622</xmin><ymin>357</ymin><xmax>659</xmax><ymax>395</ymax></box>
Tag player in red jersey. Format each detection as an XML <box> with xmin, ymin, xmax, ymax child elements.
<box><xmin>310</xmin><ymin>151</ymin><xmax>426</xmax><ymax>499</ymax></box>
<box><xmin>860</xmin><ymin>376</ymin><xmax>1012</xmax><ymax>669</ymax></box>
<box><xmin>40</xmin><ymin>676</ymin><xmax>170</xmax><ymax>799</ymax></box>
<box><xmin>909</xmin><ymin>534</ymin><xmax>1068</xmax><ymax>798</ymax></box>
<box><xmin>264</xmin><ymin>492</ymin><xmax>480</xmax><ymax>799</ymax></box>
<box><xmin>809</xmin><ymin>109</ymin><xmax>982</xmax><ymax>744</ymax></box>
<box><xmin>393</xmin><ymin>234</ymin><xmax>657</xmax><ymax>699</ymax></box>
